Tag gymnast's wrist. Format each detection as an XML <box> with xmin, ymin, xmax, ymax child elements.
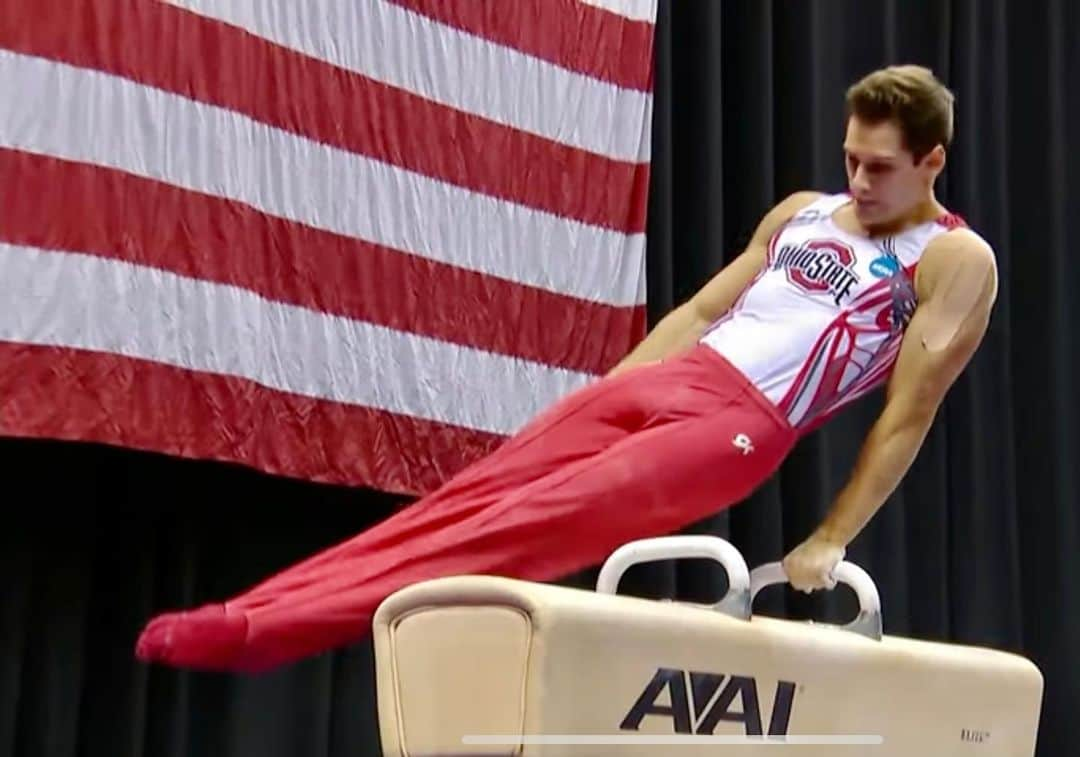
<box><xmin>812</xmin><ymin>519</ymin><xmax>852</xmax><ymax>549</ymax></box>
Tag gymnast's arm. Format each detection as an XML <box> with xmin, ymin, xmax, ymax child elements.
<box><xmin>811</xmin><ymin>229</ymin><xmax>999</xmax><ymax>549</ymax></box>
<box><xmin>605</xmin><ymin>191</ymin><xmax>822</xmax><ymax>377</ymax></box>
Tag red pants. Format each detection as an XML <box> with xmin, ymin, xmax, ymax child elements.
<box><xmin>135</xmin><ymin>344</ymin><xmax>798</xmax><ymax>672</ymax></box>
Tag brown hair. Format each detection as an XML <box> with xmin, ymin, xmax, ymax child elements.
<box><xmin>845</xmin><ymin>65</ymin><xmax>955</xmax><ymax>161</ymax></box>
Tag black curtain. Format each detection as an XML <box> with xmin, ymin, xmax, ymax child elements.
<box><xmin>3</xmin><ymin>1</ymin><xmax>1077</xmax><ymax>755</ymax></box>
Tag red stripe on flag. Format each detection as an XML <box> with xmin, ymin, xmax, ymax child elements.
<box><xmin>0</xmin><ymin>341</ymin><xmax>504</xmax><ymax>495</ymax></box>
<box><xmin>1</xmin><ymin>0</ymin><xmax>649</xmax><ymax>234</ymax></box>
<box><xmin>0</xmin><ymin>148</ymin><xmax>644</xmax><ymax>375</ymax></box>
<box><xmin>387</xmin><ymin>0</ymin><xmax>654</xmax><ymax>92</ymax></box>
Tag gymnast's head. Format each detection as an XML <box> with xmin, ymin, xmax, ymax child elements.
<box><xmin>842</xmin><ymin>64</ymin><xmax>955</xmax><ymax>230</ymax></box>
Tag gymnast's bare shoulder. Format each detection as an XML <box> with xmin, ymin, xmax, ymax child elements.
<box><xmin>885</xmin><ymin>227</ymin><xmax>998</xmax><ymax>419</ymax></box>
<box><xmin>685</xmin><ymin>190</ymin><xmax>823</xmax><ymax>323</ymax></box>
<box><xmin>912</xmin><ymin>227</ymin><xmax>999</xmax><ymax>350</ymax></box>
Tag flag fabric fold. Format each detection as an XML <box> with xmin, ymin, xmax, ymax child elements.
<box><xmin>0</xmin><ymin>0</ymin><xmax>656</xmax><ymax>494</ymax></box>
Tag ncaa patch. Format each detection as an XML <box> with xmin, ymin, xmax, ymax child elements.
<box><xmin>869</xmin><ymin>255</ymin><xmax>900</xmax><ymax>278</ymax></box>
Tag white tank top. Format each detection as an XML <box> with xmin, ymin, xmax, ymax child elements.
<box><xmin>700</xmin><ymin>192</ymin><xmax>969</xmax><ymax>431</ymax></box>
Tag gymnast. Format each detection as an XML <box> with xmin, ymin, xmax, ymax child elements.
<box><xmin>136</xmin><ymin>64</ymin><xmax>999</xmax><ymax>673</ymax></box>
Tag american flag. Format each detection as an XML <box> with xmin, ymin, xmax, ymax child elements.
<box><xmin>0</xmin><ymin>0</ymin><xmax>656</xmax><ymax>495</ymax></box>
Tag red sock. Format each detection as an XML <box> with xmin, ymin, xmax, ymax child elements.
<box><xmin>136</xmin><ymin>604</ymin><xmax>252</xmax><ymax>671</ymax></box>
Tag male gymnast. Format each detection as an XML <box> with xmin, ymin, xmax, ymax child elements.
<box><xmin>136</xmin><ymin>64</ymin><xmax>999</xmax><ymax>672</ymax></box>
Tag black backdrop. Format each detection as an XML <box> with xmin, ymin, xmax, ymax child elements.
<box><xmin>2</xmin><ymin>1</ymin><xmax>1077</xmax><ymax>755</ymax></box>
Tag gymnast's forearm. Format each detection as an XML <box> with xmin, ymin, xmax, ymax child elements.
<box><xmin>814</xmin><ymin>405</ymin><xmax>934</xmax><ymax>547</ymax></box>
<box><xmin>606</xmin><ymin>302</ymin><xmax>710</xmax><ymax>376</ymax></box>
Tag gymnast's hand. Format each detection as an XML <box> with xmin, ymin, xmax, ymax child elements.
<box><xmin>781</xmin><ymin>533</ymin><xmax>846</xmax><ymax>593</ymax></box>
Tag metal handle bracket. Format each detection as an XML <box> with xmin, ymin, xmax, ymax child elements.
<box><xmin>749</xmin><ymin>560</ymin><xmax>883</xmax><ymax>640</ymax></box>
<box><xmin>596</xmin><ymin>536</ymin><xmax>751</xmax><ymax>620</ymax></box>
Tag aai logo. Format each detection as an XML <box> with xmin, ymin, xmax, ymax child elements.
<box><xmin>620</xmin><ymin>667</ymin><xmax>797</xmax><ymax>737</ymax></box>
<box><xmin>869</xmin><ymin>255</ymin><xmax>900</xmax><ymax>279</ymax></box>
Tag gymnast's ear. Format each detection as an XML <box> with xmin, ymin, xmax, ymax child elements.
<box><xmin>918</xmin><ymin>144</ymin><xmax>946</xmax><ymax>176</ymax></box>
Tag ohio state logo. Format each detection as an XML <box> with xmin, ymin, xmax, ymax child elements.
<box><xmin>773</xmin><ymin>239</ymin><xmax>860</xmax><ymax>305</ymax></box>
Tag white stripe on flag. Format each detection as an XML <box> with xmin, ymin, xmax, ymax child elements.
<box><xmin>0</xmin><ymin>243</ymin><xmax>593</xmax><ymax>435</ymax></box>
<box><xmin>162</xmin><ymin>0</ymin><xmax>653</xmax><ymax>162</ymax></box>
<box><xmin>0</xmin><ymin>50</ymin><xmax>646</xmax><ymax>307</ymax></box>
<box><xmin>579</xmin><ymin>0</ymin><xmax>659</xmax><ymax>22</ymax></box>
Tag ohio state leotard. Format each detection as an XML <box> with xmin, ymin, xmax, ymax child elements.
<box><xmin>700</xmin><ymin>193</ymin><xmax>970</xmax><ymax>430</ymax></box>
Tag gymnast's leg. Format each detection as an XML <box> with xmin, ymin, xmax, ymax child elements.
<box><xmin>135</xmin><ymin>346</ymin><xmax>796</xmax><ymax>672</ymax></box>
<box><xmin>216</xmin><ymin>359</ymin><xmax>670</xmax><ymax>601</ymax></box>
<box><xmin>134</xmin><ymin>360</ymin><xmax>667</xmax><ymax>670</ymax></box>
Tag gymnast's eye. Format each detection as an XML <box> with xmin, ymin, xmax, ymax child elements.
<box><xmin>846</xmin><ymin>153</ymin><xmax>893</xmax><ymax>175</ymax></box>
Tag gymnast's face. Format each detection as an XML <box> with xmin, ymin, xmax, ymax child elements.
<box><xmin>843</xmin><ymin>116</ymin><xmax>944</xmax><ymax>229</ymax></box>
